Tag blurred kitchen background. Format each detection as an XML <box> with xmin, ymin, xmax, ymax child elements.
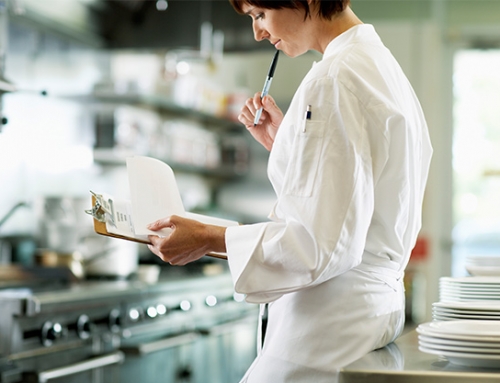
<box><xmin>0</xmin><ymin>2</ymin><xmax>500</xmax><ymax>379</ymax></box>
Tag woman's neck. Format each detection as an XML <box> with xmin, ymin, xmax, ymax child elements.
<box><xmin>312</xmin><ymin>6</ymin><xmax>363</xmax><ymax>54</ymax></box>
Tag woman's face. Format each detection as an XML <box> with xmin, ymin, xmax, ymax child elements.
<box><xmin>242</xmin><ymin>4</ymin><xmax>313</xmax><ymax>57</ymax></box>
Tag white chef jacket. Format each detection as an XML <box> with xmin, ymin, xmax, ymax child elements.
<box><xmin>226</xmin><ymin>24</ymin><xmax>432</xmax><ymax>382</ymax></box>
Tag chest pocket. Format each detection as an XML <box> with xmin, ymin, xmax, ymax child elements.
<box><xmin>284</xmin><ymin>120</ymin><xmax>326</xmax><ymax>198</ymax></box>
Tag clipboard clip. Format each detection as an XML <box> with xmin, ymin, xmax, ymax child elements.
<box><xmin>85</xmin><ymin>191</ymin><xmax>111</xmax><ymax>223</ymax></box>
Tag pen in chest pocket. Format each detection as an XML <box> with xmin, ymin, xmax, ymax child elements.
<box><xmin>303</xmin><ymin>105</ymin><xmax>312</xmax><ymax>132</ymax></box>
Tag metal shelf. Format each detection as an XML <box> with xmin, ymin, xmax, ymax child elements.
<box><xmin>90</xmin><ymin>92</ymin><xmax>242</xmax><ymax>132</ymax></box>
<box><xmin>92</xmin><ymin>148</ymin><xmax>247</xmax><ymax>180</ymax></box>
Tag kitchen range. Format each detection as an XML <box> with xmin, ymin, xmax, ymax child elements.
<box><xmin>0</xmin><ymin>267</ymin><xmax>258</xmax><ymax>383</ymax></box>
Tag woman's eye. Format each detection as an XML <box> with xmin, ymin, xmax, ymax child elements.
<box><xmin>255</xmin><ymin>13</ymin><xmax>264</xmax><ymax>20</ymax></box>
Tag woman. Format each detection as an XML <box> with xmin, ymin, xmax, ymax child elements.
<box><xmin>147</xmin><ymin>0</ymin><xmax>432</xmax><ymax>381</ymax></box>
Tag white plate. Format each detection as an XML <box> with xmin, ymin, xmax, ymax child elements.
<box><xmin>443</xmin><ymin>294</ymin><xmax>500</xmax><ymax>299</ymax></box>
<box><xmin>440</xmin><ymin>276</ymin><xmax>500</xmax><ymax>285</ymax></box>
<box><xmin>439</xmin><ymin>285</ymin><xmax>500</xmax><ymax>292</ymax></box>
<box><xmin>432</xmin><ymin>311</ymin><xmax>500</xmax><ymax>321</ymax></box>
<box><xmin>439</xmin><ymin>289</ymin><xmax>500</xmax><ymax>302</ymax></box>
<box><xmin>467</xmin><ymin>263</ymin><xmax>500</xmax><ymax>268</ymax></box>
<box><xmin>433</xmin><ymin>301</ymin><xmax>500</xmax><ymax>311</ymax></box>
<box><xmin>439</xmin><ymin>291</ymin><xmax>500</xmax><ymax>301</ymax></box>
<box><xmin>467</xmin><ymin>259</ymin><xmax>500</xmax><ymax>264</ymax></box>
<box><xmin>434</xmin><ymin>311</ymin><xmax>500</xmax><ymax>317</ymax></box>
<box><xmin>419</xmin><ymin>340</ymin><xmax>500</xmax><ymax>354</ymax></box>
<box><xmin>441</xmin><ymin>279</ymin><xmax>500</xmax><ymax>284</ymax></box>
<box><xmin>417</xmin><ymin>321</ymin><xmax>500</xmax><ymax>340</ymax></box>
<box><xmin>439</xmin><ymin>296</ymin><xmax>500</xmax><ymax>302</ymax></box>
<box><xmin>439</xmin><ymin>295</ymin><xmax>500</xmax><ymax>302</ymax></box>
<box><xmin>424</xmin><ymin>320</ymin><xmax>500</xmax><ymax>336</ymax></box>
<box><xmin>466</xmin><ymin>261</ymin><xmax>500</xmax><ymax>267</ymax></box>
<box><xmin>440</xmin><ymin>290</ymin><xmax>500</xmax><ymax>296</ymax></box>
<box><xmin>466</xmin><ymin>256</ymin><xmax>500</xmax><ymax>264</ymax></box>
<box><xmin>466</xmin><ymin>265</ymin><xmax>500</xmax><ymax>277</ymax></box>
<box><xmin>419</xmin><ymin>345</ymin><xmax>500</xmax><ymax>368</ymax></box>
<box><xmin>433</xmin><ymin>307</ymin><xmax>500</xmax><ymax>316</ymax></box>
<box><xmin>433</xmin><ymin>313</ymin><xmax>500</xmax><ymax>321</ymax></box>
<box><xmin>440</xmin><ymin>289</ymin><xmax>500</xmax><ymax>295</ymax></box>
<box><xmin>435</xmin><ymin>312</ymin><xmax>500</xmax><ymax>318</ymax></box>
<box><xmin>440</xmin><ymin>288</ymin><xmax>500</xmax><ymax>295</ymax></box>
<box><xmin>419</xmin><ymin>334</ymin><xmax>500</xmax><ymax>348</ymax></box>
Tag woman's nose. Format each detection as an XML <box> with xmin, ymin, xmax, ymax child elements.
<box><xmin>253</xmin><ymin>22</ymin><xmax>268</xmax><ymax>42</ymax></box>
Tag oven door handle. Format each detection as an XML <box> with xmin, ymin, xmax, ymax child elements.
<box><xmin>121</xmin><ymin>331</ymin><xmax>200</xmax><ymax>356</ymax></box>
<box><xmin>35</xmin><ymin>351</ymin><xmax>124</xmax><ymax>383</ymax></box>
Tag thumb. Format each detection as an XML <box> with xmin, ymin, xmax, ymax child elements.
<box><xmin>262</xmin><ymin>95</ymin><xmax>283</xmax><ymax>124</ymax></box>
<box><xmin>147</xmin><ymin>217</ymin><xmax>173</xmax><ymax>231</ymax></box>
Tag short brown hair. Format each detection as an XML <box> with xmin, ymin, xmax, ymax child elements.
<box><xmin>229</xmin><ymin>0</ymin><xmax>350</xmax><ymax>20</ymax></box>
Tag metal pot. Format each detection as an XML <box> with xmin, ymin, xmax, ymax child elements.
<box><xmin>36</xmin><ymin>196</ymin><xmax>85</xmax><ymax>253</ymax></box>
<box><xmin>36</xmin><ymin>239</ymin><xmax>139</xmax><ymax>280</ymax></box>
<box><xmin>36</xmin><ymin>250</ymin><xmax>86</xmax><ymax>279</ymax></box>
<box><xmin>82</xmin><ymin>236</ymin><xmax>139</xmax><ymax>278</ymax></box>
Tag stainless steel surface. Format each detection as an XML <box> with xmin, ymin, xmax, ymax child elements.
<box><xmin>339</xmin><ymin>330</ymin><xmax>500</xmax><ymax>383</ymax></box>
<box><xmin>36</xmin><ymin>351</ymin><xmax>124</xmax><ymax>383</ymax></box>
<box><xmin>121</xmin><ymin>332</ymin><xmax>200</xmax><ymax>356</ymax></box>
<box><xmin>115</xmin><ymin>272</ymin><xmax>258</xmax><ymax>383</ymax></box>
<box><xmin>0</xmin><ymin>270</ymin><xmax>258</xmax><ymax>383</ymax></box>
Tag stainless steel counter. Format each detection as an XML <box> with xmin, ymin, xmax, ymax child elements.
<box><xmin>339</xmin><ymin>330</ymin><xmax>500</xmax><ymax>383</ymax></box>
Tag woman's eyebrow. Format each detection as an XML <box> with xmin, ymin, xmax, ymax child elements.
<box><xmin>244</xmin><ymin>7</ymin><xmax>255</xmax><ymax>16</ymax></box>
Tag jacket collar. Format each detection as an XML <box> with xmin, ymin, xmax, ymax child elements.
<box><xmin>323</xmin><ymin>24</ymin><xmax>379</xmax><ymax>59</ymax></box>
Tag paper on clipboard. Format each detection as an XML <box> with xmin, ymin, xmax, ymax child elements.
<box><xmin>87</xmin><ymin>156</ymin><xmax>239</xmax><ymax>260</ymax></box>
<box><xmin>127</xmin><ymin>156</ymin><xmax>185</xmax><ymax>237</ymax></box>
<box><xmin>127</xmin><ymin>156</ymin><xmax>238</xmax><ymax>232</ymax></box>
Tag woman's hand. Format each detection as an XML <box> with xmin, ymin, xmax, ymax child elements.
<box><xmin>238</xmin><ymin>93</ymin><xmax>283</xmax><ymax>151</ymax></box>
<box><xmin>147</xmin><ymin>215</ymin><xmax>227</xmax><ymax>266</ymax></box>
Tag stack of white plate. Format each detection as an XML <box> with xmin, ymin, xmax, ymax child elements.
<box><xmin>433</xmin><ymin>301</ymin><xmax>500</xmax><ymax>321</ymax></box>
<box><xmin>466</xmin><ymin>256</ymin><xmax>500</xmax><ymax>276</ymax></box>
<box><xmin>439</xmin><ymin>276</ymin><xmax>500</xmax><ymax>302</ymax></box>
<box><xmin>417</xmin><ymin>320</ymin><xmax>500</xmax><ymax>367</ymax></box>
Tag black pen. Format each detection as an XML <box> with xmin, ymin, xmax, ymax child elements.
<box><xmin>303</xmin><ymin>105</ymin><xmax>311</xmax><ymax>132</ymax></box>
<box><xmin>305</xmin><ymin>105</ymin><xmax>311</xmax><ymax>120</ymax></box>
<box><xmin>254</xmin><ymin>50</ymin><xmax>280</xmax><ymax>126</ymax></box>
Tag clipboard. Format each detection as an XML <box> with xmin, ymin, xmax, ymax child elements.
<box><xmin>86</xmin><ymin>192</ymin><xmax>228</xmax><ymax>260</ymax></box>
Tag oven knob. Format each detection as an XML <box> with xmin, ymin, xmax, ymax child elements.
<box><xmin>171</xmin><ymin>300</ymin><xmax>191</xmax><ymax>312</ymax></box>
<box><xmin>41</xmin><ymin>321</ymin><xmax>63</xmax><ymax>347</ymax></box>
<box><xmin>179</xmin><ymin>300</ymin><xmax>191</xmax><ymax>311</ymax></box>
<box><xmin>108</xmin><ymin>309</ymin><xmax>122</xmax><ymax>333</ymax></box>
<box><xmin>233</xmin><ymin>292</ymin><xmax>245</xmax><ymax>302</ymax></box>
<box><xmin>205</xmin><ymin>295</ymin><xmax>218</xmax><ymax>307</ymax></box>
<box><xmin>128</xmin><ymin>307</ymin><xmax>143</xmax><ymax>322</ymax></box>
<box><xmin>156</xmin><ymin>303</ymin><xmax>167</xmax><ymax>316</ymax></box>
<box><xmin>146</xmin><ymin>306</ymin><xmax>158</xmax><ymax>319</ymax></box>
<box><xmin>77</xmin><ymin>314</ymin><xmax>92</xmax><ymax>340</ymax></box>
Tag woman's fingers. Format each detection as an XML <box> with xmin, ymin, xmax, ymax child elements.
<box><xmin>262</xmin><ymin>95</ymin><xmax>282</xmax><ymax>124</ymax></box>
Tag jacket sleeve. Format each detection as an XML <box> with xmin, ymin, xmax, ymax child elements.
<box><xmin>226</xmin><ymin>76</ymin><xmax>379</xmax><ymax>304</ymax></box>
